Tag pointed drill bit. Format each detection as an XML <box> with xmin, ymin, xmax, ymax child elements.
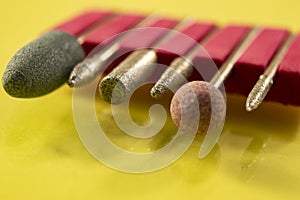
<box><xmin>150</xmin><ymin>28</ymin><xmax>217</xmax><ymax>99</ymax></box>
<box><xmin>150</xmin><ymin>57</ymin><xmax>193</xmax><ymax>98</ymax></box>
<box><xmin>245</xmin><ymin>34</ymin><xmax>294</xmax><ymax>111</ymax></box>
<box><xmin>68</xmin><ymin>14</ymin><xmax>159</xmax><ymax>87</ymax></box>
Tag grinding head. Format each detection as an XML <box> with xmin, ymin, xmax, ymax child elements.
<box><xmin>170</xmin><ymin>81</ymin><xmax>226</xmax><ymax>135</ymax></box>
<box><xmin>2</xmin><ymin>30</ymin><xmax>85</xmax><ymax>98</ymax></box>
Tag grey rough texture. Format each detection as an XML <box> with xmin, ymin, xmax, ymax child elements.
<box><xmin>2</xmin><ymin>30</ymin><xmax>85</xmax><ymax>98</ymax></box>
<box><xmin>99</xmin><ymin>49</ymin><xmax>156</xmax><ymax>104</ymax></box>
<box><xmin>151</xmin><ymin>57</ymin><xmax>193</xmax><ymax>99</ymax></box>
<box><xmin>170</xmin><ymin>81</ymin><xmax>226</xmax><ymax>135</ymax></box>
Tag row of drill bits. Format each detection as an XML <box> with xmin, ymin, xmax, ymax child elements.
<box><xmin>2</xmin><ymin>14</ymin><xmax>294</xmax><ymax>112</ymax></box>
<box><xmin>68</xmin><ymin>18</ymin><xmax>294</xmax><ymax>111</ymax></box>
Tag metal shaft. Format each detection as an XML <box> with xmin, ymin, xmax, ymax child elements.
<box><xmin>150</xmin><ymin>57</ymin><xmax>194</xmax><ymax>98</ymax></box>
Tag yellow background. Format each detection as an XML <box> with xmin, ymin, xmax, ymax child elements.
<box><xmin>1</xmin><ymin>0</ymin><xmax>300</xmax><ymax>199</ymax></box>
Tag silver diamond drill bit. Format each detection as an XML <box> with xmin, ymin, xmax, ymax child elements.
<box><xmin>68</xmin><ymin>14</ymin><xmax>159</xmax><ymax>87</ymax></box>
<box><xmin>245</xmin><ymin>34</ymin><xmax>294</xmax><ymax>111</ymax></box>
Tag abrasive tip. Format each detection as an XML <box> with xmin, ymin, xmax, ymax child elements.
<box><xmin>67</xmin><ymin>62</ymin><xmax>80</xmax><ymax>88</ymax></box>
<box><xmin>2</xmin><ymin>30</ymin><xmax>85</xmax><ymax>98</ymax></box>
<box><xmin>67</xmin><ymin>77</ymin><xmax>76</xmax><ymax>87</ymax></box>
<box><xmin>245</xmin><ymin>101</ymin><xmax>256</xmax><ymax>112</ymax></box>
<box><xmin>170</xmin><ymin>81</ymin><xmax>226</xmax><ymax>135</ymax></box>
<box><xmin>99</xmin><ymin>49</ymin><xmax>157</xmax><ymax>104</ymax></box>
<box><xmin>99</xmin><ymin>77</ymin><xmax>127</xmax><ymax>104</ymax></box>
<box><xmin>150</xmin><ymin>57</ymin><xmax>193</xmax><ymax>99</ymax></box>
<box><xmin>150</xmin><ymin>84</ymin><xmax>166</xmax><ymax>99</ymax></box>
<box><xmin>245</xmin><ymin>75</ymin><xmax>273</xmax><ymax>112</ymax></box>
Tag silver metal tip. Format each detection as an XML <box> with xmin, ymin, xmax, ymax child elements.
<box><xmin>245</xmin><ymin>101</ymin><xmax>256</xmax><ymax>112</ymax></box>
<box><xmin>245</xmin><ymin>75</ymin><xmax>273</xmax><ymax>112</ymax></box>
<box><xmin>67</xmin><ymin>77</ymin><xmax>76</xmax><ymax>87</ymax></box>
<box><xmin>150</xmin><ymin>84</ymin><xmax>166</xmax><ymax>99</ymax></box>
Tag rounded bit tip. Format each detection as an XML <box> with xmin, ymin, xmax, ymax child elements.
<box><xmin>150</xmin><ymin>57</ymin><xmax>193</xmax><ymax>99</ymax></box>
<box><xmin>67</xmin><ymin>61</ymin><xmax>85</xmax><ymax>88</ymax></box>
<box><xmin>99</xmin><ymin>77</ymin><xmax>127</xmax><ymax>104</ymax></box>
<box><xmin>150</xmin><ymin>84</ymin><xmax>167</xmax><ymax>99</ymax></box>
<box><xmin>170</xmin><ymin>81</ymin><xmax>226</xmax><ymax>135</ymax></box>
<box><xmin>2</xmin><ymin>30</ymin><xmax>85</xmax><ymax>98</ymax></box>
<box><xmin>245</xmin><ymin>101</ymin><xmax>257</xmax><ymax>112</ymax></box>
<box><xmin>67</xmin><ymin>77</ymin><xmax>76</xmax><ymax>87</ymax></box>
<box><xmin>245</xmin><ymin>75</ymin><xmax>273</xmax><ymax>112</ymax></box>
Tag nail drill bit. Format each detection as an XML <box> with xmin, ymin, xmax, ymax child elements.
<box><xmin>150</xmin><ymin>29</ymin><xmax>217</xmax><ymax>99</ymax></box>
<box><xmin>170</xmin><ymin>27</ymin><xmax>261</xmax><ymax>158</ymax></box>
<box><xmin>99</xmin><ymin>18</ymin><xmax>195</xmax><ymax>104</ymax></box>
<box><xmin>1</xmin><ymin>15</ymin><xmax>114</xmax><ymax>98</ymax></box>
<box><xmin>2</xmin><ymin>31</ymin><xmax>85</xmax><ymax>98</ymax></box>
<box><xmin>100</xmin><ymin>49</ymin><xmax>157</xmax><ymax>104</ymax></box>
<box><xmin>68</xmin><ymin>14</ymin><xmax>159</xmax><ymax>87</ymax></box>
<box><xmin>150</xmin><ymin>57</ymin><xmax>194</xmax><ymax>98</ymax></box>
<box><xmin>245</xmin><ymin>34</ymin><xmax>294</xmax><ymax>111</ymax></box>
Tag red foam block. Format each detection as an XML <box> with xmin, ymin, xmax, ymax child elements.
<box><xmin>83</xmin><ymin>14</ymin><xmax>145</xmax><ymax>53</ymax></box>
<box><xmin>201</xmin><ymin>25</ymin><xmax>251</xmax><ymax>66</ymax></box>
<box><xmin>119</xmin><ymin>18</ymin><xmax>178</xmax><ymax>51</ymax></box>
<box><xmin>157</xmin><ymin>22</ymin><xmax>216</xmax><ymax>64</ymax></box>
<box><xmin>189</xmin><ymin>26</ymin><xmax>250</xmax><ymax>81</ymax></box>
<box><xmin>270</xmin><ymin>34</ymin><xmax>300</xmax><ymax>105</ymax></box>
<box><xmin>52</xmin><ymin>11</ymin><xmax>112</xmax><ymax>36</ymax></box>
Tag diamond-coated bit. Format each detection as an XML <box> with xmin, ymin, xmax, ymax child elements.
<box><xmin>246</xmin><ymin>34</ymin><xmax>294</xmax><ymax>111</ymax></box>
<box><xmin>68</xmin><ymin>14</ymin><xmax>158</xmax><ymax>87</ymax></box>
<box><xmin>150</xmin><ymin>28</ymin><xmax>217</xmax><ymax>99</ymax></box>
<box><xmin>68</xmin><ymin>42</ymin><xmax>120</xmax><ymax>87</ymax></box>
<box><xmin>99</xmin><ymin>49</ymin><xmax>157</xmax><ymax>104</ymax></box>
<box><xmin>150</xmin><ymin>57</ymin><xmax>194</xmax><ymax>98</ymax></box>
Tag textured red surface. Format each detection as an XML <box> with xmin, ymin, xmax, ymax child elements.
<box><xmin>225</xmin><ymin>28</ymin><xmax>289</xmax><ymax>97</ymax></box>
<box><xmin>157</xmin><ymin>23</ymin><xmax>216</xmax><ymax>64</ymax></box>
<box><xmin>269</xmin><ymin>34</ymin><xmax>300</xmax><ymax>105</ymax></box>
<box><xmin>52</xmin><ymin>11</ymin><xmax>112</xmax><ymax>36</ymax></box>
<box><xmin>190</xmin><ymin>26</ymin><xmax>250</xmax><ymax>82</ymax></box>
<box><xmin>200</xmin><ymin>25</ymin><xmax>251</xmax><ymax>66</ymax></box>
<box><xmin>53</xmin><ymin>11</ymin><xmax>300</xmax><ymax>106</ymax></box>
<box><xmin>82</xmin><ymin>14</ymin><xmax>145</xmax><ymax>52</ymax></box>
<box><xmin>119</xmin><ymin>18</ymin><xmax>178</xmax><ymax>51</ymax></box>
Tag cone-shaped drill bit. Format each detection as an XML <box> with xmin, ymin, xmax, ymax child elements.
<box><xmin>246</xmin><ymin>34</ymin><xmax>294</xmax><ymax>111</ymax></box>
